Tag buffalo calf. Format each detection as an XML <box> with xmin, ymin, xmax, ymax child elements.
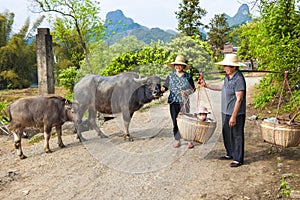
<box><xmin>6</xmin><ymin>95</ymin><xmax>73</xmax><ymax>159</ymax></box>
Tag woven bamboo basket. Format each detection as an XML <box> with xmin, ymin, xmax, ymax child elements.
<box><xmin>260</xmin><ymin>121</ymin><xmax>300</xmax><ymax>147</ymax></box>
<box><xmin>177</xmin><ymin>113</ymin><xmax>217</xmax><ymax>143</ymax></box>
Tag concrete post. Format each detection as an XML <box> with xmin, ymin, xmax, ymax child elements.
<box><xmin>36</xmin><ymin>28</ymin><xmax>55</xmax><ymax>95</ymax></box>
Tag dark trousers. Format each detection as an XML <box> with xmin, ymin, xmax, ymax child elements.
<box><xmin>170</xmin><ymin>103</ymin><xmax>182</xmax><ymax>140</ymax></box>
<box><xmin>222</xmin><ymin>113</ymin><xmax>245</xmax><ymax>164</ymax></box>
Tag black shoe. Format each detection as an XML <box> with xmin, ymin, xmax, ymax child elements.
<box><xmin>230</xmin><ymin>162</ymin><xmax>242</xmax><ymax>167</ymax></box>
<box><xmin>219</xmin><ymin>155</ymin><xmax>232</xmax><ymax>160</ymax></box>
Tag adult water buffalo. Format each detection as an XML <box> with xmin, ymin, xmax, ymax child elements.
<box><xmin>6</xmin><ymin>95</ymin><xmax>73</xmax><ymax>159</ymax></box>
<box><xmin>73</xmin><ymin>72</ymin><xmax>163</xmax><ymax>141</ymax></box>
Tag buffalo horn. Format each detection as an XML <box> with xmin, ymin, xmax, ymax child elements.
<box><xmin>133</xmin><ymin>77</ymin><xmax>147</xmax><ymax>83</ymax></box>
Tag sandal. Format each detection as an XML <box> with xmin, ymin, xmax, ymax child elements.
<box><xmin>173</xmin><ymin>140</ymin><xmax>181</xmax><ymax>148</ymax></box>
<box><xmin>187</xmin><ymin>142</ymin><xmax>194</xmax><ymax>149</ymax></box>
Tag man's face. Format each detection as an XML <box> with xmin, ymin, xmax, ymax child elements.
<box><xmin>223</xmin><ymin>65</ymin><xmax>236</xmax><ymax>75</ymax></box>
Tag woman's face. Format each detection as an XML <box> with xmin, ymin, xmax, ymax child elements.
<box><xmin>175</xmin><ymin>64</ymin><xmax>184</xmax><ymax>72</ymax></box>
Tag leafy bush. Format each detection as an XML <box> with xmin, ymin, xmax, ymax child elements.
<box><xmin>102</xmin><ymin>36</ymin><xmax>213</xmax><ymax>80</ymax></box>
<box><xmin>236</xmin><ymin>0</ymin><xmax>300</xmax><ymax>114</ymax></box>
<box><xmin>57</xmin><ymin>66</ymin><xmax>79</xmax><ymax>92</ymax></box>
<box><xmin>0</xmin><ymin>101</ymin><xmax>8</xmax><ymax>124</ymax></box>
<box><xmin>102</xmin><ymin>45</ymin><xmax>173</xmax><ymax>78</ymax></box>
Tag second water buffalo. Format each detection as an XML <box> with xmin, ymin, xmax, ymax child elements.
<box><xmin>73</xmin><ymin>72</ymin><xmax>163</xmax><ymax>141</ymax></box>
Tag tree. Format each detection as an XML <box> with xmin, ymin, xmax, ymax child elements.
<box><xmin>175</xmin><ymin>0</ymin><xmax>207</xmax><ymax>37</ymax></box>
<box><xmin>102</xmin><ymin>36</ymin><xmax>214</xmax><ymax>80</ymax></box>
<box><xmin>166</xmin><ymin>35</ymin><xmax>213</xmax><ymax>78</ymax></box>
<box><xmin>236</xmin><ymin>0</ymin><xmax>300</xmax><ymax>113</ymax></box>
<box><xmin>0</xmin><ymin>11</ymin><xmax>44</xmax><ymax>89</ymax></box>
<box><xmin>102</xmin><ymin>42</ymin><xmax>172</xmax><ymax>77</ymax></box>
<box><xmin>30</xmin><ymin>0</ymin><xmax>105</xmax><ymax>72</ymax></box>
<box><xmin>231</xmin><ymin>19</ymin><xmax>260</xmax><ymax>68</ymax></box>
<box><xmin>52</xmin><ymin>18</ymin><xmax>85</xmax><ymax>70</ymax></box>
<box><xmin>0</xmin><ymin>12</ymin><xmax>14</xmax><ymax>47</ymax></box>
<box><xmin>79</xmin><ymin>35</ymin><xmax>146</xmax><ymax>76</ymax></box>
<box><xmin>207</xmin><ymin>14</ymin><xmax>231</xmax><ymax>59</ymax></box>
<box><xmin>57</xmin><ymin>66</ymin><xmax>78</xmax><ymax>93</ymax></box>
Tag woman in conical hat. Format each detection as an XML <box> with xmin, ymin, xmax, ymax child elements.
<box><xmin>199</xmin><ymin>53</ymin><xmax>246</xmax><ymax>167</ymax></box>
<box><xmin>161</xmin><ymin>55</ymin><xmax>195</xmax><ymax>149</ymax></box>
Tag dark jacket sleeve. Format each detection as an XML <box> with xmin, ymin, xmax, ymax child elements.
<box><xmin>188</xmin><ymin>74</ymin><xmax>195</xmax><ymax>91</ymax></box>
<box><xmin>186</xmin><ymin>73</ymin><xmax>195</xmax><ymax>95</ymax></box>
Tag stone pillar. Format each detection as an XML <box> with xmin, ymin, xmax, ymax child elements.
<box><xmin>36</xmin><ymin>28</ymin><xmax>55</xmax><ymax>95</ymax></box>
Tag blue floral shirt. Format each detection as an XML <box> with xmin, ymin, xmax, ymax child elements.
<box><xmin>163</xmin><ymin>72</ymin><xmax>195</xmax><ymax>104</ymax></box>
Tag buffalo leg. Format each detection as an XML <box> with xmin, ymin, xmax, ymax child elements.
<box><xmin>44</xmin><ymin>126</ymin><xmax>52</xmax><ymax>153</ymax></box>
<box><xmin>74</xmin><ymin>106</ymin><xmax>87</xmax><ymax>141</ymax></box>
<box><xmin>88</xmin><ymin>109</ymin><xmax>108</xmax><ymax>138</ymax></box>
<box><xmin>122</xmin><ymin>111</ymin><xmax>134</xmax><ymax>141</ymax></box>
<box><xmin>13</xmin><ymin>130</ymin><xmax>27</xmax><ymax>159</ymax></box>
<box><xmin>56</xmin><ymin>125</ymin><xmax>65</xmax><ymax>148</ymax></box>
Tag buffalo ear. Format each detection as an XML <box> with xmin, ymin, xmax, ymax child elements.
<box><xmin>133</xmin><ymin>77</ymin><xmax>147</xmax><ymax>84</ymax></box>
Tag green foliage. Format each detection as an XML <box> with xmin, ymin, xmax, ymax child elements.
<box><xmin>0</xmin><ymin>12</ymin><xmax>14</xmax><ymax>47</ymax></box>
<box><xmin>29</xmin><ymin>134</ymin><xmax>44</xmax><ymax>145</ymax></box>
<box><xmin>0</xmin><ymin>101</ymin><xmax>8</xmax><ymax>124</ymax></box>
<box><xmin>32</xmin><ymin>0</ymin><xmax>105</xmax><ymax>73</ymax></box>
<box><xmin>175</xmin><ymin>0</ymin><xmax>207</xmax><ymax>37</ymax></box>
<box><xmin>0</xmin><ymin>11</ymin><xmax>41</xmax><ymax>89</ymax></box>
<box><xmin>280</xmin><ymin>176</ymin><xmax>291</xmax><ymax>196</ymax></box>
<box><xmin>235</xmin><ymin>0</ymin><xmax>300</xmax><ymax>113</ymax></box>
<box><xmin>102</xmin><ymin>42</ymin><xmax>173</xmax><ymax>77</ymax></box>
<box><xmin>135</xmin><ymin>44</ymin><xmax>173</xmax><ymax>77</ymax></box>
<box><xmin>52</xmin><ymin>18</ymin><xmax>85</xmax><ymax>70</ymax></box>
<box><xmin>207</xmin><ymin>14</ymin><xmax>231</xmax><ymax>58</ymax></box>
<box><xmin>166</xmin><ymin>35</ymin><xmax>214</xmax><ymax>80</ymax></box>
<box><xmin>102</xmin><ymin>36</ymin><xmax>213</xmax><ymax>81</ymax></box>
<box><xmin>102</xmin><ymin>52</ymin><xmax>138</xmax><ymax>76</ymax></box>
<box><xmin>80</xmin><ymin>36</ymin><xmax>146</xmax><ymax>75</ymax></box>
<box><xmin>0</xmin><ymin>70</ymin><xmax>21</xmax><ymax>89</ymax></box>
<box><xmin>57</xmin><ymin>66</ymin><xmax>79</xmax><ymax>92</ymax></box>
<box><xmin>253</xmin><ymin>75</ymin><xmax>278</xmax><ymax>108</ymax></box>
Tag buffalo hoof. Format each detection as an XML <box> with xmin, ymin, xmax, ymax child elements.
<box><xmin>58</xmin><ymin>143</ymin><xmax>66</xmax><ymax>148</ymax></box>
<box><xmin>45</xmin><ymin>149</ymin><xmax>52</xmax><ymax>153</ymax></box>
<box><xmin>76</xmin><ymin>135</ymin><xmax>87</xmax><ymax>142</ymax></box>
<box><xmin>78</xmin><ymin>137</ymin><xmax>87</xmax><ymax>142</ymax></box>
<box><xmin>99</xmin><ymin>134</ymin><xmax>108</xmax><ymax>138</ymax></box>
<box><xmin>124</xmin><ymin>135</ymin><xmax>134</xmax><ymax>142</ymax></box>
<box><xmin>19</xmin><ymin>154</ymin><xmax>27</xmax><ymax>159</ymax></box>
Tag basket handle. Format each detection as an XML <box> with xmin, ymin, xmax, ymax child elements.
<box><xmin>287</xmin><ymin>111</ymin><xmax>299</xmax><ymax>125</ymax></box>
<box><xmin>197</xmin><ymin>86</ymin><xmax>216</xmax><ymax>120</ymax></box>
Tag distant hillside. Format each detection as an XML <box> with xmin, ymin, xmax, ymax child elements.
<box><xmin>224</xmin><ymin>4</ymin><xmax>252</xmax><ymax>26</ymax></box>
<box><xmin>103</xmin><ymin>5</ymin><xmax>252</xmax><ymax>44</ymax></box>
<box><xmin>103</xmin><ymin>10</ymin><xmax>174</xmax><ymax>44</ymax></box>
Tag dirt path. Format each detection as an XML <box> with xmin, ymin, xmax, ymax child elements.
<box><xmin>0</xmin><ymin>77</ymin><xmax>299</xmax><ymax>200</ymax></box>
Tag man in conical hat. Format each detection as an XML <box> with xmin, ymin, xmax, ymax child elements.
<box><xmin>199</xmin><ymin>54</ymin><xmax>246</xmax><ymax>167</ymax></box>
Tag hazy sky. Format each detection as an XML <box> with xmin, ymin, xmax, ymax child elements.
<box><xmin>1</xmin><ymin>0</ymin><xmax>257</xmax><ymax>32</ymax></box>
